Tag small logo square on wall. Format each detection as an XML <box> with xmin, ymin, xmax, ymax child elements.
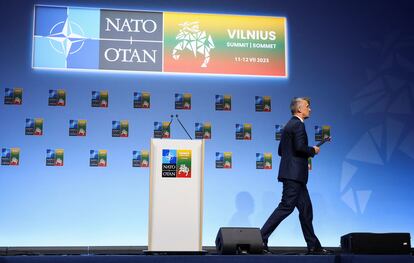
<box><xmin>48</xmin><ymin>89</ymin><xmax>66</xmax><ymax>106</ymax></box>
<box><xmin>1</xmin><ymin>148</ymin><xmax>20</xmax><ymax>166</ymax></box>
<box><xmin>91</xmin><ymin>90</ymin><xmax>108</xmax><ymax>108</ymax></box>
<box><xmin>90</xmin><ymin>150</ymin><xmax>107</xmax><ymax>167</ymax></box>
<box><xmin>134</xmin><ymin>92</ymin><xmax>150</xmax><ymax>108</ymax></box>
<box><xmin>216</xmin><ymin>152</ymin><xmax>232</xmax><ymax>168</ymax></box>
<box><xmin>175</xmin><ymin>93</ymin><xmax>191</xmax><ymax>110</ymax></box>
<box><xmin>215</xmin><ymin>94</ymin><xmax>231</xmax><ymax>111</ymax></box>
<box><xmin>133</xmin><ymin>150</ymin><xmax>149</xmax><ymax>167</ymax></box>
<box><xmin>4</xmin><ymin>88</ymin><xmax>23</xmax><ymax>105</ymax></box>
<box><xmin>25</xmin><ymin>118</ymin><xmax>43</xmax><ymax>136</ymax></box>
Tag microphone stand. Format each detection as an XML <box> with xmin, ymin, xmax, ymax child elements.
<box><xmin>175</xmin><ymin>114</ymin><xmax>193</xmax><ymax>140</ymax></box>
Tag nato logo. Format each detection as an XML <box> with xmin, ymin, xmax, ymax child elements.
<box><xmin>5</xmin><ymin>89</ymin><xmax>13</xmax><ymax>98</ymax></box>
<box><xmin>69</xmin><ymin>119</ymin><xmax>78</xmax><ymax>136</ymax></box>
<box><xmin>90</xmin><ymin>150</ymin><xmax>98</xmax><ymax>159</ymax></box>
<box><xmin>255</xmin><ymin>96</ymin><xmax>263</xmax><ymax>106</ymax></box>
<box><xmin>175</xmin><ymin>93</ymin><xmax>183</xmax><ymax>102</ymax></box>
<box><xmin>89</xmin><ymin>150</ymin><xmax>100</xmax><ymax>167</ymax></box>
<box><xmin>162</xmin><ymin>149</ymin><xmax>177</xmax><ymax>177</ymax></box>
<box><xmin>154</xmin><ymin>122</ymin><xmax>162</xmax><ymax>131</ymax></box>
<box><xmin>47</xmin><ymin>149</ymin><xmax>55</xmax><ymax>158</ymax></box>
<box><xmin>156</xmin><ymin>121</ymin><xmax>171</xmax><ymax>138</ymax></box>
<box><xmin>112</xmin><ymin>121</ymin><xmax>120</xmax><ymax>130</ymax></box>
<box><xmin>2</xmin><ymin>148</ymin><xmax>11</xmax><ymax>158</ymax></box>
<box><xmin>26</xmin><ymin>118</ymin><xmax>34</xmax><ymax>128</ymax></box>
<box><xmin>216</xmin><ymin>152</ymin><xmax>224</xmax><ymax>162</ymax></box>
<box><xmin>236</xmin><ymin>124</ymin><xmax>244</xmax><ymax>133</ymax></box>
<box><xmin>92</xmin><ymin>91</ymin><xmax>100</xmax><ymax>100</ymax></box>
<box><xmin>33</xmin><ymin>5</ymin><xmax>163</xmax><ymax>72</ymax></box>
<box><xmin>215</xmin><ymin>95</ymin><xmax>223</xmax><ymax>104</ymax></box>
<box><xmin>315</xmin><ymin>125</ymin><xmax>322</xmax><ymax>141</ymax></box>
<box><xmin>69</xmin><ymin>120</ymin><xmax>78</xmax><ymax>129</ymax></box>
<box><xmin>1</xmin><ymin>148</ymin><xmax>11</xmax><ymax>166</ymax></box>
<box><xmin>33</xmin><ymin>6</ymin><xmax>100</xmax><ymax>70</ymax></box>
<box><xmin>162</xmin><ymin>149</ymin><xmax>177</xmax><ymax>164</ymax></box>
<box><xmin>133</xmin><ymin>150</ymin><xmax>141</xmax><ymax>168</ymax></box>
<box><xmin>195</xmin><ymin>123</ymin><xmax>203</xmax><ymax>132</ymax></box>
<box><xmin>46</xmin><ymin>149</ymin><xmax>56</xmax><ymax>166</ymax></box>
<box><xmin>275</xmin><ymin>124</ymin><xmax>284</xmax><ymax>140</ymax></box>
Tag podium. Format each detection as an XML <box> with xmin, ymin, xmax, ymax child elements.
<box><xmin>148</xmin><ymin>139</ymin><xmax>205</xmax><ymax>252</ymax></box>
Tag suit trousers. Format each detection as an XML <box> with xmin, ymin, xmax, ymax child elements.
<box><xmin>261</xmin><ymin>179</ymin><xmax>321</xmax><ymax>249</ymax></box>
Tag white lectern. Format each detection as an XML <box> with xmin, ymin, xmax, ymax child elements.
<box><xmin>148</xmin><ymin>138</ymin><xmax>205</xmax><ymax>252</ymax></box>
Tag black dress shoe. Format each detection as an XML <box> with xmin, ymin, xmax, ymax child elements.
<box><xmin>306</xmin><ymin>247</ymin><xmax>333</xmax><ymax>255</ymax></box>
<box><xmin>262</xmin><ymin>248</ymin><xmax>272</xmax><ymax>254</ymax></box>
<box><xmin>262</xmin><ymin>243</ymin><xmax>272</xmax><ymax>254</ymax></box>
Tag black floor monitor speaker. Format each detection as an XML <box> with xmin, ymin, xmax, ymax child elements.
<box><xmin>341</xmin><ymin>232</ymin><xmax>411</xmax><ymax>254</ymax></box>
<box><xmin>215</xmin><ymin>227</ymin><xmax>264</xmax><ymax>254</ymax></box>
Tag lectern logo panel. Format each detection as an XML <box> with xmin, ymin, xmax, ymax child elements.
<box><xmin>162</xmin><ymin>149</ymin><xmax>192</xmax><ymax>178</ymax></box>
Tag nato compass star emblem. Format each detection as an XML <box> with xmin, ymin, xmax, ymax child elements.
<box><xmin>47</xmin><ymin>18</ymin><xmax>86</xmax><ymax>58</ymax></box>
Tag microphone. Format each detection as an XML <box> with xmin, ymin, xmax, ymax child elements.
<box><xmin>175</xmin><ymin>114</ymin><xmax>193</xmax><ymax>140</ymax></box>
<box><xmin>162</xmin><ymin>115</ymin><xmax>174</xmax><ymax>139</ymax></box>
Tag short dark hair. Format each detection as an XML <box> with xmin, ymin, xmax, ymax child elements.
<box><xmin>290</xmin><ymin>97</ymin><xmax>310</xmax><ymax>114</ymax></box>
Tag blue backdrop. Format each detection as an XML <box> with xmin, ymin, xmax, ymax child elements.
<box><xmin>0</xmin><ymin>0</ymin><xmax>413</xmax><ymax>247</ymax></box>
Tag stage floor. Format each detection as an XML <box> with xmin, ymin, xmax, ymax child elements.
<box><xmin>1</xmin><ymin>255</ymin><xmax>414</xmax><ymax>263</ymax></box>
<box><xmin>1</xmin><ymin>247</ymin><xmax>413</xmax><ymax>263</ymax></box>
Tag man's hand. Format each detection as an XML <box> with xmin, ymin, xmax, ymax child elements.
<box><xmin>313</xmin><ymin>146</ymin><xmax>320</xmax><ymax>154</ymax></box>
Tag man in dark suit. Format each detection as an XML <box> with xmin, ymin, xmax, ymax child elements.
<box><xmin>261</xmin><ymin>97</ymin><xmax>329</xmax><ymax>255</ymax></box>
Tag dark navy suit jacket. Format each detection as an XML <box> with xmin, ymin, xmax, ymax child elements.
<box><xmin>278</xmin><ymin>116</ymin><xmax>315</xmax><ymax>184</ymax></box>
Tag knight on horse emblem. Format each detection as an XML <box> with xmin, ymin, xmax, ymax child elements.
<box><xmin>172</xmin><ymin>22</ymin><xmax>215</xmax><ymax>68</ymax></box>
